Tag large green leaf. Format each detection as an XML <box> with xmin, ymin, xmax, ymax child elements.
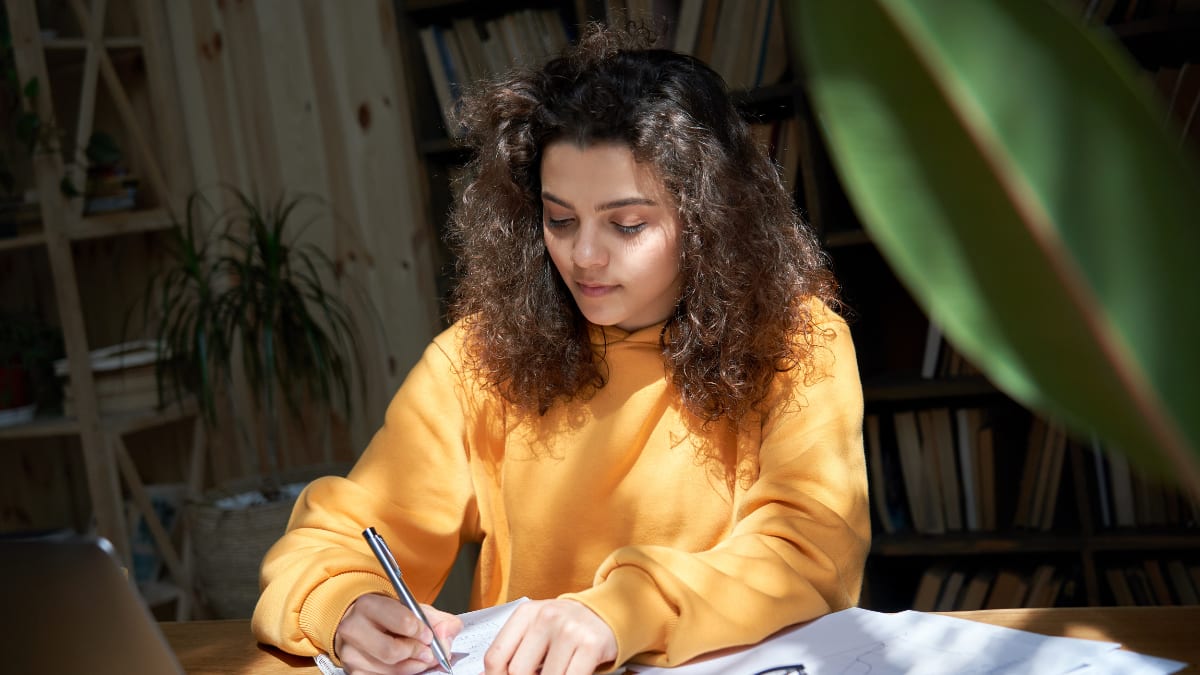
<box><xmin>790</xmin><ymin>1</ymin><xmax>1200</xmax><ymax>490</ymax></box>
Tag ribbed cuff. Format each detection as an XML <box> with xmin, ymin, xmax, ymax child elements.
<box><xmin>299</xmin><ymin>571</ymin><xmax>395</xmax><ymax>663</ymax></box>
<box><xmin>561</xmin><ymin>565</ymin><xmax>676</xmax><ymax>671</ymax></box>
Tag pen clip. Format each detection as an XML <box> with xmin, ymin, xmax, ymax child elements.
<box><xmin>369</xmin><ymin>528</ymin><xmax>403</xmax><ymax>576</ymax></box>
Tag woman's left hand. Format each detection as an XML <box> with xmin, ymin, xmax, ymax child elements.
<box><xmin>484</xmin><ymin>598</ymin><xmax>618</xmax><ymax>675</ymax></box>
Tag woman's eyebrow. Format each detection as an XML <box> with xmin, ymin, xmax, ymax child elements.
<box><xmin>542</xmin><ymin>191</ymin><xmax>572</xmax><ymax>209</ymax></box>
<box><xmin>596</xmin><ymin>196</ymin><xmax>657</xmax><ymax>211</ymax></box>
<box><xmin>541</xmin><ymin>191</ymin><xmax>657</xmax><ymax>211</ymax></box>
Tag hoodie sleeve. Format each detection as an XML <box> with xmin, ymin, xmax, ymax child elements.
<box><xmin>250</xmin><ymin>329</ymin><xmax>481</xmax><ymax>658</ymax></box>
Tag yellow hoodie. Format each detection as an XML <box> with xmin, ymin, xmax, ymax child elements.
<box><xmin>252</xmin><ymin>305</ymin><xmax>870</xmax><ymax>669</ymax></box>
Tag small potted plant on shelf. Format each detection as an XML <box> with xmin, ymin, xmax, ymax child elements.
<box><xmin>78</xmin><ymin>130</ymin><xmax>138</xmax><ymax>213</ymax></box>
<box><xmin>1</xmin><ymin>12</ymin><xmax>43</xmax><ymax>236</ymax></box>
<box><xmin>142</xmin><ymin>187</ymin><xmax>362</xmax><ymax>618</ymax></box>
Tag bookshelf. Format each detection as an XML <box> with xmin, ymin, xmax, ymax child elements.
<box><xmin>392</xmin><ymin>0</ymin><xmax>1200</xmax><ymax>613</ymax></box>
<box><xmin>829</xmin><ymin>0</ymin><xmax>1200</xmax><ymax>612</ymax></box>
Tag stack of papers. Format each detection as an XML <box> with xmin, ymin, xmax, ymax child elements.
<box><xmin>630</xmin><ymin>607</ymin><xmax>1185</xmax><ymax>675</ymax></box>
<box><xmin>315</xmin><ymin>602</ymin><xmax>1184</xmax><ymax>675</ymax></box>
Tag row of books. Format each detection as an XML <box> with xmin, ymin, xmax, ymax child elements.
<box><xmin>869</xmin><ymin>401</ymin><xmax>1200</xmax><ymax>537</ymax></box>
<box><xmin>1005</xmin><ymin>415</ymin><xmax>1197</xmax><ymax>532</ymax></box>
<box><xmin>920</xmin><ymin>321</ymin><xmax>982</xmax><ymax>379</ymax></box>
<box><xmin>605</xmin><ymin>0</ymin><xmax>789</xmax><ymax>91</ymax></box>
<box><xmin>911</xmin><ymin>557</ymin><xmax>1200</xmax><ymax>611</ymax></box>
<box><xmin>1105</xmin><ymin>558</ymin><xmax>1200</xmax><ymax>606</ymax></box>
<box><xmin>912</xmin><ymin>563</ymin><xmax>1080</xmax><ymax>611</ymax></box>
<box><xmin>1087</xmin><ymin>439</ymin><xmax>1200</xmax><ymax>529</ymax></box>
<box><xmin>1011</xmin><ymin>417</ymin><xmax>1072</xmax><ymax>530</ymax></box>
<box><xmin>417</xmin><ymin>8</ymin><xmax>573</xmax><ymax>131</ymax></box>
<box><xmin>866</xmin><ymin>407</ymin><xmax>998</xmax><ymax>535</ymax></box>
<box><xmin>417</xmin><ymin>0</ymin><xmax>796</xmax><ymax>134</ymax></box>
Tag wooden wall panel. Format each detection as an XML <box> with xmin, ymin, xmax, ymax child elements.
<box><xmin>135</xmin><ymin>0</ymin><xmax>193</xmax><ymax>205</ymax></box>
<box><xmin>164</xmin><ymin>1</ymin><xmax>248</xmax><ymax>199</ymax></box>
<box><xmin>160</xmin><ymin>0</ymin><xmax>440</xmax><ymax>473</ymax></box>
<box><xmin>256</xmin><ymin>1</ymin><xmax>328</xmax><ymax>201</ymax></box>
<box><xmin>302</xmin><ymin>0</ymin><xmax>443</xmax><ymax>450</ymax></box>
<box><xmin>219</xmin><ymin>0</ymin><xmax>283</xmax><ymax>201</ymax></box>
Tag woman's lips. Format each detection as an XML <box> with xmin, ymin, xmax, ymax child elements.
<box><xmin>577</xmin><ymin>282</ymin><xmax>615</xmax><ymax>297</ymax></box>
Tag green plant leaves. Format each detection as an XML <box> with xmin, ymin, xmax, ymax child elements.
<box><xmin>791</xmin><ymin>1</ymin><xmax>1200</xmax><ymax>488</ymax></box>
<box><xmin>142</xmin><ymin>189</ymin><xmax>360</xmax><ymax>447</ymax></box>
<box><xmin>217</xmin><ymin>190</ymin><xmax>359</xmax><ymax>426</ymax></box>
<box><xmin>143</xmin><ymin>192</ymin><xmax>228</xmax><ymax>426</ymax></box>
<box><xmin>85</xmin><ymin>130</ymin><xmax>122</xmax><ymax>167</ymax></box>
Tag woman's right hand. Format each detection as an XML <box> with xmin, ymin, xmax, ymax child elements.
<box><xmin>335</xmin><ymin>593</ymin><xmax>462</xmax><ymax>675</ymax></box>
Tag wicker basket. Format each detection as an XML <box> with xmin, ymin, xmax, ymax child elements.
<box><xmin>187</xmin><ymin>463</ymin><xmax>350</xmax><ymax>619</ymax></box>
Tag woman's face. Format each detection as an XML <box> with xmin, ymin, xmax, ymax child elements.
<box><xmin>540</xmin><ymin>141</ymin><xmax>683</xmax><ymax>332</ymax></box>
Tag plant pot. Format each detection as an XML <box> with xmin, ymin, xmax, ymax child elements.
<box><xmin>186</xmin><ymin>462</ymin><xmax>351</xmax><ymax>619</ymax></box>
<box><xmin>0</xmin><ymin>364</ymin><xmax>32</xmax><ymax>411</ymax></box>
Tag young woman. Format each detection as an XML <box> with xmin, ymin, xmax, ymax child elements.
<box><xmin>253</xmin><ymin>23</ymin><xmax>870</xmax><ymax>675</ymax></box>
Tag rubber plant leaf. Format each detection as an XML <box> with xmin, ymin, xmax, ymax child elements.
<box><xmin>790</xmin><ymin>0</ymin><xmax>1200</xmax><ymax>491</ymax></box>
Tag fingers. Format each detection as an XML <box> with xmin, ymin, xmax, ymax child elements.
<box><xmin>422</xmin><ymin>602</ymin><xmax>465</xmax><ymax>647</ymax></box>
<box><xmin>338</xmin><ymin>640</ymin><xmax>435</xmax><ymax>675</ymax></box>
<box><xmin>359</xmin><ymin>594</ymin><xmax>433</xmax><ymax>642</ymax></box>
<box><xmin>545</xmin><ymin>632</ymin><xmax>614</xmax><ymax>675</ymax></box>
<box><xmin>484</xmin><ymin>599</ymin><xmax>618</xmax><ymax>675</ymax></box>
<box><xmin>335</xmin><ymin>594</ymin><xmax>444</xmax><ymax>675</ymax></box>
<box><xmin>484</xmin><ymin>601</ymin><xmax>536</xmax><ymax>673</ymax></box>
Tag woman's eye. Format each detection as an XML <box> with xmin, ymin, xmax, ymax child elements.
<box><xmin>545</xmin><ymin>217</ymin><xmax>573</xmax><ymax>229</ymax></box>
<box><xmin>616</xmin><ymin>222</ymin><xmax>647</xmax><ymax>235</ymax></box>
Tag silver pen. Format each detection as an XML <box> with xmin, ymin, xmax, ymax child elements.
<box><xmin>363</xmin><ymin>527</ymin><xmax>455</xmax><ymax>673</ymax></box>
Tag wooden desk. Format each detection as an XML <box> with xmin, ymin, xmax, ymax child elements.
<box><xmin>162</xmin><ymin>606</ymin><xmax>1200</xmax><ymax>674</ymax></box>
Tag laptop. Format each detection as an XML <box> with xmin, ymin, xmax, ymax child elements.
<box><xmin>0</xmin><ymin>534</ymin><xmax>184</xmax><ymax>675</ymax></box>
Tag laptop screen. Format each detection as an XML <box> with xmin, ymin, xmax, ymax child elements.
<box><xmin>0</xmin><ymin>535</ymin><xmax>184</xmax><ymax>675</ymax></box>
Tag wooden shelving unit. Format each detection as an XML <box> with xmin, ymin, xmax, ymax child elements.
<box><xmin>1</xmin><ymin>0</ymin><xmax>197</xmax><ymax>618</ymax></box>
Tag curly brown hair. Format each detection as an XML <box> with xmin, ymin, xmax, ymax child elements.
<box><xmin>447</xmin><ymin>23</ymin><xmax>840</xmax><ymax>423</ymax></box>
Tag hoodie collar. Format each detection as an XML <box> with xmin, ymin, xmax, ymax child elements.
<box><xmin>587</xmin><ymin>321</ymin><xmax>668</xmax><ymax>347</ymax></box>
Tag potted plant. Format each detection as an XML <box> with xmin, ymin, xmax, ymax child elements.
<box><xmin>142</xmin><ymin>187</ymin><xmax>362</xmax><ymax>618</ymax></box>
<box><xmin>1</xmin><ymin>9</ymin><xmax>40</xmax><ymax>235</ymax></box>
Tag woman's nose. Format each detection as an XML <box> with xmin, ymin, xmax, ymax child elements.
<box><xmin>572</xmin><ymin>222</ymin><xmax>607</xmax><ymax>268</ymax></box>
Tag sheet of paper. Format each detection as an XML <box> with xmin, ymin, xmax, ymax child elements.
<box><xmin>630</xmin><ymin>607</ymin><xmax>1134</xmax><ymax>675</ymax></box>
<box><xmin>440</xmin><ymin>597</ymin><xmax>529</xmax><ymax>674</ymax></box>
<box><xmin>315</xmin><ymin>597</ymin><xmax>529</xmax><ymax>675</ymax></box>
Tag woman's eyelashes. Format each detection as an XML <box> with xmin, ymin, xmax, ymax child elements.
<box><xmin>542</xmin><ymin>215</ymin><xmax>649</xmax><ymax>236</ymax></box>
